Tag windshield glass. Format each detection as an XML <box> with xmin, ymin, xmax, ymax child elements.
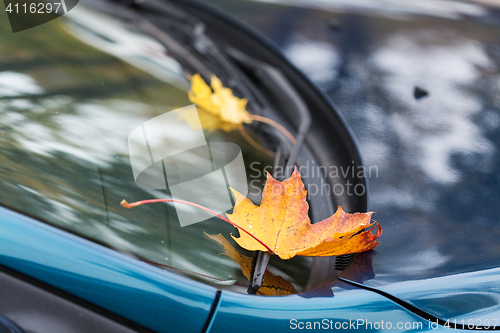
<box><xmin>0</xmin><ymin>6</ymin><xmax>312</xmax><ymax>293</ymax></box>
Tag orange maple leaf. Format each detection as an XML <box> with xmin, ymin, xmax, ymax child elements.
<box><xmin>227</xmin><ymin>168</ymin><xmax>382</xmax><ymax>260</ymax></box>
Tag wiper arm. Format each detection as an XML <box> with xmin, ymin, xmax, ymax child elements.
<box><xmin>85</xmin><ymin>0</ymin><xmax>314</xmax><ymax>294</ymax></box>
<box><xmin>228</xmin><ymin>50</ymin><xmax>312</xmax><ymax>293</ymax></box>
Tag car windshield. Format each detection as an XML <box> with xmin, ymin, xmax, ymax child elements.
<box><xmin>0</xmin><ymin>6</ymin><xmax>312</xmax><ymax>293</ymax></box>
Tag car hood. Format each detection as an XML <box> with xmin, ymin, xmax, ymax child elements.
<box><xmin>199</xmin><ymin>0</ymin><xmax>500</xmax><ymax>321</ymax></box>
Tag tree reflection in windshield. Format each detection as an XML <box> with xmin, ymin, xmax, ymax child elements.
<box><xmin>0</xmin><ymin>12</ymin><xmax>313</xmax><ymax>293</ymax></box>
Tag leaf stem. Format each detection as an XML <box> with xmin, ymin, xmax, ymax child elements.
<box><xmin>248</xmin><ymin>114</ymin><xmax>296</xmax><ymax>145</ymax></box>
<box><xmin>121</xmin><ymin>199</ymin><xmax>274</xmax><ymax>254</ymax></box>
<box><xmin>238</xmin><ymin>124</ymin><xmax>274</xmax><ymax>156</ymax></box>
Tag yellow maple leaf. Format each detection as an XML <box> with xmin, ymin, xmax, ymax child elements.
<box><xmin>187</xmin><ymin>74</ymin><xmax>251</xmax><ymax>131</ymax></box>
<box><xmin>205</xmin><ymin>233</ymin><xmax>297</xmax><ymax>296</ymax></box>
<box><xmin>227</xmin><ymin>167</ymin><xmax>382</xmax><ymax>260</ymax></box>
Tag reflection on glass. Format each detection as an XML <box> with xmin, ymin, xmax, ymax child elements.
<box><xmin>0</xmin><ymin>8</ymin><xmax>312</xmax><ymax>293</ymax></box>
